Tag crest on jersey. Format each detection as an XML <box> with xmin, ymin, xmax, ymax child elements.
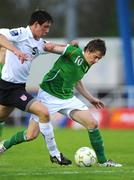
<box><xmin>10</xmin><ymin>30</ymin><xmax>19</xmax><ymax>36</ymax></box>
<box><xmin>20</xmin><ymin>94</ymin><xmax>27</xmax><ymax>101</ymax></box>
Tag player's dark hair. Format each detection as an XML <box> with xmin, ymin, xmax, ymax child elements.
<box><xmin>29</xmin><ymin>10</ymin><xmax>53</xmax><ymax>25</ymax></box>
<box><xmin>84</xmin><ymin>39</ymin><xmax>106</xmax><ymax>56</ymax></box>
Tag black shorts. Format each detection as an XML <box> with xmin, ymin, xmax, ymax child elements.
<box><xmin>0</xmin><ymin>79</ymin><xmax>35</xmax><ymax>111</ymax></box>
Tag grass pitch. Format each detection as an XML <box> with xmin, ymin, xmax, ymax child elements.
<box><xmin>0</xmin><ymin>127</ymin><xmax>134</xmax><ymax>180</ymax></box>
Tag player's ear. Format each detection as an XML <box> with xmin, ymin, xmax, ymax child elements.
<box><xmin>85</xmin><ymin>49</ymin><xmax>90</xmax><ymax>54</ymax></box>
<box><xmin>33</xmin><ymin>21</ymin><xmax>39</xmax><ymax>27</ymax></box>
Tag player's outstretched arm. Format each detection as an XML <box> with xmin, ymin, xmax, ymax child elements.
<box><xmin>75</xmin><ymin>80</ymin><xmax>104</xmax><ymax>109</ymax></box>
<box><xmin>0</xmin><ymin>47</ymin><xmax>6</xmax><ymax>64</ymax></box>
<box><xmin>44</xmin><ymin>42</ymin><xmax>66</xmax><ymax>54</ymax></box>
<box><xmin>44</xmin><ymin>39</ymin><xmax>78</xmax><ymax>55</ymax></box>
<box><xmin>0</xmin><ymin>34</ymin><xmax>28</xmax><ymax>64</ymax></box>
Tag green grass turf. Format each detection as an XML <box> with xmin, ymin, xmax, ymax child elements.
<box><xmin>0</xmin><ymin>127</ymin><xmax>134</xmax><ymax>180</ymax></box>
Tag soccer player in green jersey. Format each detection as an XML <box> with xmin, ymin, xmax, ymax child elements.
<box><xmin>0</xmin><ymin>39</ymin><xmax>122</xmax><ymax>167</ymax></box>
<box><xmin>33</xmin><ymin>39</ymin><xmax>122</xmax><ymax>167</ymax></box>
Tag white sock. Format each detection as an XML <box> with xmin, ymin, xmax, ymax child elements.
<box><xmin>39</xmin><ymin>122</ymin><xmax>60</xmax><ymax>157</ymax></box>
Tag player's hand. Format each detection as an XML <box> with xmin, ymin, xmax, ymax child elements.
<box><xmin>13</xmin><ymin>49</ymin><xmax>29</xmax><ymax>64</ymax></box>
<box><xmin>70</xmin><ymin>40</ymin><xmax>79</xmax><ymax>47</ymax></box>
<box><xmin>44</xmin><ymin>43</ymin><xmax>55</xmax><ymax>51</ymax></box>
<box><xmin>89</xmin><ymin>97</ymin><xmax>104</xmax><ymax>109</ymax></box>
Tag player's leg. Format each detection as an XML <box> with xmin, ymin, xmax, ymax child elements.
<box><xmin>30</xmin><ymin>115</ymin><xmax>60</xmax><ymax>156</ymax></box>
<box><xmin>0</xmin><ymin>105</ymin><xmax>16</xmax><ymax>152</ymax></box>
<box><xmin>27</xmin><ymin>100</ymin><xmax>51</xmax><ymax>136</ymax></box>
<box><xmin>26</xmin><ymin>119</ymin><xmax>39</xmax><ymax>141</ymax></box>
<box><xmin>0</xmin><ymin>122</ymin><xmax>4</xmax><ymax>140</ymax></box>
<box><xmin>26</xmin><ymin>100</ymin><xmax>71</xmax><ymax>166</ymax></box>
<box><xmin>21</xmin><ymin>118</ymin><xmax>70</xmax><ymax>166</ymax></box>
<box><xmin>40</xmin><ymin>119</ymin><xmax>72</xmax><ymax>165</ymax></box>
<box><xmin>30</xmin><ymin>115</ymin><xmax>61</xmax><ymax>161</ymax></box>
<box><xmin>70</xmin><ymin>109</ymin><xmax>122</xmax><ymax>167</ymax></box>
<box><xmin>0</xmin><ymin>105</ymin><xmax>27</xmax><ymax>151</ymax></box>
<box><xmin>0</xmin><ymin>82</ymin><xmax>49</xmax><ymax>152</ymax></box>
<box><xmin>0</xmin><ymin>104</ymin><xmax>14</xmax><ymax>141</ymax></box>
<box><xmin>1</xmin><ymin>119</ymin><xmax>40</xmax><ymax>152</ymax></box>
<box><xmin>0</xmin><ymin>86</ymin><xmax>68</xmax><ymax>165</ymax></box>
<box><xmin>0</xmin><ymin>105</ymin><xmax>14</xmax><ymax>120</ymax></box>
<box><xmin>70</xmin><ymin>109</ymin><xmax>107</xmax><ymax>163</ymax></box>
<box><xmin>28</xmin><ymin>89</ymin><xmax>72</xmax><ymax>165</ymax></box>
<box><xmin>0</xmin><ymin>100</ymin><xmax>49</xmax><ymax>152</ymax></box>
<box><xmin>59</xmin><ymin>96</ymin><xmax>107</xmax><ymax>164</ymax></box>
<box><xmin>0</xmin><ymin>80</ymin><xmax>29</xmax><ymax>151</ymax></box>
<box><xmin>59</xmin><ymin>95</ymin><xmax>122</xmax><ymax>167</ymax></box>
<box><xmin>21</xmin><ymin>104</ymin><xmax>59</xmax><ymax>158</ymax></box>
<box><xmin>0</xmin><ymin>104</ymin><xmax>14</xmax><ymax>139</ymax></box>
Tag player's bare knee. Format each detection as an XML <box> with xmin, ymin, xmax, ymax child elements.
<box><xmin>38</xmin><ymin>109</ymin><xmax>50</xmax><ymax>123</ymax></box>
<box><xmin>86</xmin><ymin>119</ymin><xmax>98</xmax><ymax>129</ymax></box>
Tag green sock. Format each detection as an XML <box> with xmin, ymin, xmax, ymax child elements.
<box><xmin>88</xmin><ymin>128</ymin><xmax>107</xmax><ymax>163</ymax></box>
<box><xmin>0</xmin><ymin>122</ymin><xmax>4</xmax><ymax>138</ymax></box>
<box><xmin>3</xmin><ymin>130</ymin><xmax>27</xmax><ymax>149</ymax></box>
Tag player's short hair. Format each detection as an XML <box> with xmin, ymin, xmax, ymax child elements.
<box><xmin>84</xmin><ymin>39</ymin><xmax>106</xmax><ymax>56</ymax></box>
<box><xmin>29</xmin><ymin>10</ymin><xmax>53</xmax><ymax>25</ymax></box>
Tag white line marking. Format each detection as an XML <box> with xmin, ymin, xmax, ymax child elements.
<box><xmin>1</xmin><ymin>170</ymin><xmax>134</xmax><ymax>177</ymax></box>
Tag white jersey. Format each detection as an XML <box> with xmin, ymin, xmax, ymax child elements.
<box><xmin>0</xmin><ymin>26</ymin><xmax>47</xmax><ymax>83</ymax></box>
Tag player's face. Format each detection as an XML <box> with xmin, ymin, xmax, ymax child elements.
<box><xmin>85</xmin><ymin>50</ymin><xmax>103</xmax><ymax>64</ymax></box>
<box><xmin>32</xmin><ymin>21</ymin><xmax>52</xmax><ymax>39</ymax></box>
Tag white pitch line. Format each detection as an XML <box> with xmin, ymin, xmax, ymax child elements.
<box><xmin>1</xmin><ymin>170</ymin><xmax>134</xmax><ymax>177</ymax></box>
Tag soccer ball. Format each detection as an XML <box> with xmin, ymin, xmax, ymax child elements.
<box><xmin>74</xmin><ymin>147</ymin><xmax>96</xmax><ymax>167</ymax></box>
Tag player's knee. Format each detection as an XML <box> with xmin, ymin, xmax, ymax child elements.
<box><xmin>37</xmin><ymin>108</ymin><xmax>50</xmax><ymax>123</ymax></box>
<box><xmin>87</xmin><ymin>119</ymin><xmax>98</xmax><ymax>129</ymax></box>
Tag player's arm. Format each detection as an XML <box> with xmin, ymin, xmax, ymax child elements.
<box><xmin>44</xmin><ymin>40</ymin><xmax>79</xmax><ymax>54</ymax></box>
<box><xmin>44</xmin><ymin>43</ymin><xmax>66</xmax><ymax>54</ymax></box>
<box><xmin>75</xmin><ymin>80</ymin><xmax>104</xmax><ymax>109</ymax></box>
<box><xmin>0</xmin><ymin>34</ymin><xmax>19</xmax><ymax>53</ymax></box>
<box><xmin>0</xmin><ymin>34</ymin><xmax>29</xmax><ymax>64</ymax></box>
<box><xmin>0</xmin><ymin>47</ymin><xmax>6</xmax><ymax>64</ymax></box>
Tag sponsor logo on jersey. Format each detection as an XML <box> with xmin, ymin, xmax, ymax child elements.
<box><xmin>20</xmin><ymin>94</ymin><xmax>27</xmax><ymax>101</ymax></box>
<box><xmin>10</xmin><ymin>30</ymin><xmax>19</xmax><ymax>36</ymax></box>
<box><xmin>25</xmin><ymin>45</ymin><xmax>39</xmax><ymax>57</ymax></box>
<box><xmin>32</xmin><ymin>47</ymin><xmax>39</xmax><ymax>55</ymax></box>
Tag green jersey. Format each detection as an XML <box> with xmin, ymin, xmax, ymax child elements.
<box><xmin>40</xmin><ymin>45</ymin><xmax>92</xmax><ymax>99</ymax></box>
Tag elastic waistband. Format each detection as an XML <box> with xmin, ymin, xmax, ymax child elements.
<box><xmin>0</xmin><ymin>79</ymin><xmax>26</xmax><ymax>87</ymax></box>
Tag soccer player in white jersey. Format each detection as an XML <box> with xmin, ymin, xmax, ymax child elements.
<box><xmin>0</xmin><ymin>10</ymin><xmax>72</xmax><ymax>165</ymax></box>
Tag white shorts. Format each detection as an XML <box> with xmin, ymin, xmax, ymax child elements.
<box><xmin>30</xmin><ymin>88</ymin><xmax>88</xmax><ymax>122</ymax></box>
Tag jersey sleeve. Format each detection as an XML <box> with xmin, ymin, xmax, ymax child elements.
<box><xmin>0</xmin><ymin>27</ymin><xmax>25</xmax><ymax>42</ymax></box>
